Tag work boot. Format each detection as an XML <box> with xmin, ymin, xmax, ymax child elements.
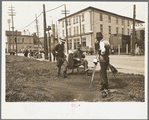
<box><xmin>63</xmin><ymin>71</ymin><xmax>67</xmax><ymax>78</ymax></box>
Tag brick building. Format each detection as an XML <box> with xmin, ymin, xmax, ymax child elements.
<box><xmin>5</xmin><ymin>31</ymin><xmax>42</xmax><ymax>52</ymax></box>
<box><xmin>58</xmin><ymin>6</ymin><xmax>144</xmax><ymax>52</ymax></box>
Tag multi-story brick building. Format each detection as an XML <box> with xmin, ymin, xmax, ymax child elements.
<box><xmin>58</xmin><ymin>6</ymin><xmax>144</xmax><ymax>52</ymax></box>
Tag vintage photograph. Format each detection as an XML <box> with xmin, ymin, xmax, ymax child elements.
<box><xmin>2</xmin><ymin>1</ymin><xmax>148</xmax><ymax>119</ymax></box>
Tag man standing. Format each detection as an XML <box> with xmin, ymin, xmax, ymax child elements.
<box><xmin>52</xmin><ymin>38</ymin><xmax>68</xmax><ymax>78</ymax></box>
<box><xmin>95</xmin><ymin>32</ymin><xmax>110</xmax><ymax>90</ymax></box>
<box><xmin>73</xmin><ymin>44</ymin><xmax>88</xmax><ymax>72</ymax></box>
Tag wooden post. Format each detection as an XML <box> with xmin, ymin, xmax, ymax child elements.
<box><xmin>118</xmin><ymin>44</ymin><xmax>120</xmax><ymax>55</ymax></box>
<box><xmin>132</xmin><ymin>5</ymin><xmax>136</xmax><ymax>55</ymax></box>
<box><xmin>126</xmin><ymin>44</ymin><xmax>128</xmax><ymax>54</ymax></box>
<box><xmin>43</xmin><ymin>4</ymin><xmax>48</xmax><ymax>59</ymax></box>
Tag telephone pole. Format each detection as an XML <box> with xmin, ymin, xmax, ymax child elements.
<box><xmin>15</xmin><ymin>30</ymin><xmax>18</xmax><ymax>55</ymax></box>
<box><xmin>43</xmin><ymin>4</ymin><xmax>48</xmax><ymax>59</ymax></box>
<box><xmin>8</xmin><ymin>5</ymin><xmax>16</xmax><ymax>51</ymax></box>
<box><xmin>79</xmin><ymin>15</ymin><xmax>82</xmax><ymax>44</ymax></box>
<box><xmin>61</xmin><ymin>4</ymin><xmax>69</xmax><ymax>53</ymax></box>
<box><xmin>35</xmin><ymin>14</ymin><xmax>40</xmax><ymax>49</ymax></box>
<box><xmin>7</xmin><ymin>19</ymin><xmax>11</xmax><ymax>52</ymax></box>
<box><xmin>132</xmin><ymin>5</ymin><xmax>136</xmax><ymax>55</ymax></box>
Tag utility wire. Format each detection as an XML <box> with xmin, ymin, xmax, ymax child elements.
<box><xmin>46</xmin><ymin>4</ymin><xmax>64</xmax><ymax>12</ymax></box>
<box><xmin>17</xmin><ymin>12</ymin><xmax>43</xmax><ymax>30</ymax></box>
<box><xmin>16</xmin><ymin>4</ymin><xmax>64</xmax><ymax>30</ymax></box>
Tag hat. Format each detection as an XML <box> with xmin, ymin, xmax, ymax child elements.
<box><xmin>59</xmin><ymin>38</ymin><xmax>66</xmax><ymax>42</ymax></box>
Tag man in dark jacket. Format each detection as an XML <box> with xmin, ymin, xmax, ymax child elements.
<box><xmin>95</xmin><ymin>32</ymin><xmax>110</xmax><ymax>90</ymax></box>
<box><xmin>52</xmin><ymin>38</ymin><xmax>68</xmax><ymax>78</ymax></box>
<box><xmin>73</xmin><ymin>44</ymin><xmax>88</xmax><ymax>72</ymax></box>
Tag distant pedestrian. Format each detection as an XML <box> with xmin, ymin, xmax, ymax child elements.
<box><xmin>52</xmin><ymin>38</ymin><xmax>68</xmax><ymax>78</ymax></box>
<box><xmin>24</xmin><ymin>49</ymin><xmax>29</xmax><ymax>57</ymax></box>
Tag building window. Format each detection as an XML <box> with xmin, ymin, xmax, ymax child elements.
<box><xmin>69</xmin><ymin>28</ymin><xmax>71</xmax><ymax>36</ymax></box>
<box><xmin>109</xmin><ymin>26</ymin><xmax>111</xmax><ymax>34</ymax></box>
<box><xmin>116</xmin><ymin>17</ymin><xmax>118</xmax><ymax>25</ymax></box>
<box><xmin>100</xmin><ymin>13</ymin><xmax>103</xmax><ymax>21</ymax></box>
<box><xmin>68</xmin><ymin>39</ymin><xmax>72</xmax><ymax>50</ymax></box>
<box><xmin>116</xmin><ymin>27</ymin><xmax>118</xmax><ymax>34</ymax></box>
<box><xmin>82</xmin><ymin>25</ymin><xmax>85</xmax><ymax>34</ymax></box>
<box><xmin>76</xmin><ymin>26</ymin><xmax>79</xmax><ymax>35</ymax></box>
<box><xmin>108</xmin><ymin>15</ymin><xmax>111</xmax><ymax>23</ymax></box>
<box><xmin>29</xmin><ymin>39</ymin><xmax>31</xmax><ymax>43</ymax></box>
<box><xmin>69</xmin><ymin>18</ymin><xmax>71</xmax><ymax>25</ymax></box>
<box><xmin>122</xmin><ymin>28</ymin><xmax>124</xmax><ymax>34</ymax></box>
<box><xmin>77</xmin><ymin>38</ymin><xmax>80</xmax><ymax>47</ymax></box>
<box><xmin>128</xmin><ymin>20</ymin><xmax>129</xmax><ymax>26</ymax></box>
<box><xmin>73</xmin><ymin>17</ymin><xmax>75</xmax><ymax>24</ymax></box>
<box><xmin>82</xmin><ymin>13</ymin><xmax>84</xmax><ymax>22</ymax></box>
<box><xmin>122</xmin><ymin>19</ymin><xmax>124</xmax><ymax>26</ymax></box>
<box><xmin>18</xmin><ymin>38</ymin><xmax>20</xmax><ymax>43</ymax></box>
<box><xmin>82</xmin><ymin>37</ymin><xmax>86</xmax><ymax>47</ymax></box>
<box><xmin>76</xmin><ymin>16</ymin><xmax>78</xmax><ymax>23</ymax></box>
<box><xmin>100</xmin><ymin>24</ymin><xmax>103</xmax><ymax>33</ymax></box>
<box><xmin>62</xmin><ymin>21</ymin><xmax>64</xmax><ymax>27</ymax></box>
<box><xmin>74</xmin><ymin>39</ymin><xmax>77</xmax><ymax>49</ymax></box>
<box><xmin>74</xmin><ymin>27</ymin><xmax>76</xmax><ymax>35</ymax></box>
<box><xmin>62</xmin><ymin>30</ymin><xmax>64</xmax><ymax>37</ymax></box>
<box><xmin>22</xmin><ymin>38</ymin><xmax>24</xmax><ymax>43</ymax></box>
<box><xmin>128</xmin><ymin>29</ymin><xmax>129</xmax><ymax>35</ymax></box>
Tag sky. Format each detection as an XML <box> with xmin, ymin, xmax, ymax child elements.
<box><xmin>2</xmin><ymin>1</ymin><xmax>148</xmax><ymax>40</ymax></box>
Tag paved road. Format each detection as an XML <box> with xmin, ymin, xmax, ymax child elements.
<box><xmin>86</xmin><ymin>55</ymin><xmax>145</xmax><ymax>75</ymax></box>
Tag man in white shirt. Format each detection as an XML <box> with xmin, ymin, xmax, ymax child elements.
<box><xmin>95</xmin><ymin>32</ymin><xmax>110</xmax><ymax>90</ymax></box>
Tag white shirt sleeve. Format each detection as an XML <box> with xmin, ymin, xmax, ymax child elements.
<box><xmin>100</xmin><ymin>41</ymin><xmax>105</xmax><ymax>55</ymax></box>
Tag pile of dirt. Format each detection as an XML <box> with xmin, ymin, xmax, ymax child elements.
<box><xmin>6</xmin><ymin>55</ymin><xmax>145</xmax><ymax>102</ymax></box>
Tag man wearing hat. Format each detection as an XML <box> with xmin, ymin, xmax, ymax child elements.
<box><xmin>52</xmin><ymin>38</ymin><xmax>68</xmax><ymax>78</ymax></box>
<box><xmin>73</xmin><ymin>44</ymin><xmax>88</xmax><ymax>72</ymax></box>
<box><xmin>95</xmin><ymin>32</ymin><xmax>110</xmax><ymax>90</ymax></box>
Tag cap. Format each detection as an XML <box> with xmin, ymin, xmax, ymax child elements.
<box><xmin>59</xmin><ymin>38</ymin><xmax>66</xmax><ymax>42</ymax></box>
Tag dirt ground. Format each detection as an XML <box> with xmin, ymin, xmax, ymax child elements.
<box><xmin>6</xmin><ymin>55</ymin><xmax>145</xmax><ymax>102</ymax></box>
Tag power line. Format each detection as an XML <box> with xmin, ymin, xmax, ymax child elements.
<box><xmin>17</xmin><ymin>12</ymin><xmax>43</xmax><ymax>30</ymax></box>
<box><xmin>17</xmin><ymin>4</ymin><xmax>64</xmax><ymax>30</ymax></box>
<box><xmin>46</xmin><ymin>4</ymin><xmax>64</xmax><ymax>12</ymax></box>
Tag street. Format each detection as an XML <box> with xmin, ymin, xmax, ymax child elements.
<box><xmin>86</xmin><ymin>55</ymin><xmax>145</xmax><ymax>75</ymax></box>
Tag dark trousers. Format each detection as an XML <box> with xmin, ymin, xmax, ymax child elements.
<box><xmin>56</xmin><ymin>57</ymin><xmax>68</xmax><ymax>74</ymax></box>
<box><xmin>100</xmin><ymin>56</ymin><xmax>109</xmax><ymax>89</ymax></box>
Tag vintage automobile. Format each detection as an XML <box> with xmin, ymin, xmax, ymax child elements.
<box><xmin>81</xmin><ymin>46</ymin><xmax>94</xmax><ymax>55</ymax></box>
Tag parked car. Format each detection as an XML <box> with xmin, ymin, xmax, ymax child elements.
<box><xmin>81</xmin><ymin>46</ymin><xmax>94</xmax><ymax>55</ymax></box>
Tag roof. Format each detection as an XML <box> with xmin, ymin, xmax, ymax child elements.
<box><xmin>58</xmin><ymin>6</ymin><xmax>144</xmax><ymax>23</ymax></box>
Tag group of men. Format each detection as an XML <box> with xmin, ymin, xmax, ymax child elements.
<box><xmin>52</xmin><ymin>32</ymin><xmax>110</xmax><ymax>91</ymax></box>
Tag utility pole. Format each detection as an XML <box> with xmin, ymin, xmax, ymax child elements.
<box><xmin>35</xmin><ymin>14</ymin><xmax>40</xmax><ymax>49</ymax></box>
<box><xmin>8</xmin><ymin>5</ymin><xmax>16</xmax><ymax>51</ymax></box>
<box><xmin>7</xmin><ymin>19</ymin><xmax>11</xmax><ymax>31</ymax></box>
<box><xmin>7</xmin><ymin>19</ymin><xmax>11</xmax><ymax>52</ymax></box>
<box><xmin>52</xmin><ymin>23</ymin><xmax>56</xmax><ymax>61</ymax></box>
<box><xmin>15</xmin><ymin>30</ymin><xmax>17</xmax><ymax>55</ymax></box>
<box><xmin>61</xmin><ymin>4</ymin><xmax>69</xmax><ymax>53</ymax></box>
<box><xmin>132</xmin><ymin>5</ymin><xmax>136</xmax><ymax>55</ymax></box>
<box><xmin>47</xmin><ymin>26</ymin><xmax>51</xmax><ymax>61</ymax></box>
<box><xmin>79</xmin><ymin>15</ymin><xmax>82</xmax><ymax>44</ymax></box>
<box><xmin>43</xmin><ymin>4</ymin><xmax>48</xmax><ymax>59</ymax></box>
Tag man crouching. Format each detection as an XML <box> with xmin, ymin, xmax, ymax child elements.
<box><xmin>73</xmin><ymin>44</ymin><xmax>89</xmax><ymax>72</ymax></box>
<box><xmin>52</xmin><ymin>38</ymin><xmax>68</xmax><ymax>78</ymax></box>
